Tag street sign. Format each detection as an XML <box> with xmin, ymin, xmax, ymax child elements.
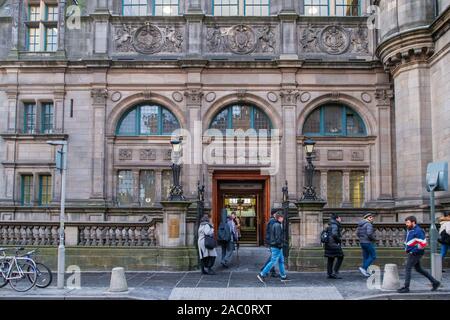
<box><xmin>426</xmin><ymin>162</ymin><xmax>448</xmax><ymax>191</ymax></box>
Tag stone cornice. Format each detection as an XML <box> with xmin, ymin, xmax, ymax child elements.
<box><xmin>376</xmin><ymin>28</ymin><xmax>434</xmax><ymax>76</ymax></box>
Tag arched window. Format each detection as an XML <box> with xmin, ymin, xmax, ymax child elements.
<box><xmin>116</xmin><ymin>104</ymin><xmax>180</xmax><ymax>136</ymax></box>
<box><xmin>303</xmin><ymin>104</ymin><xmax>366</xmax><ymax>136</ymax></box>
<box><xmin>209</xmin><ymin>104</ymin><xmax>272</xmax><ymax>133</ymax></box>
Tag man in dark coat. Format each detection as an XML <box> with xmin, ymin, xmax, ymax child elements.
<box><xmin>260</xmin><ymin>209</ymin><xmax>279</xmax><ymax>277</ymax></box>
<box><xmin>324</xmin><ymin>213</ymin><xmax>344</xmax><ymax>279</ymax></box>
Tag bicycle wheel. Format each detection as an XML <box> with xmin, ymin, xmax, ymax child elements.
<box><xmin>9</xmin><ymin>260</ymin><xmax>37</xmax><ymax>292</ymax></box>
<box><xmin>28</xmin><ymin>263</ymin><xmax>52</xmax><ymax>288</ymax></box>
<box><xmin>0</xmin><ymin>262</ymin><xmax>9</xmax><ymax>288</ymax></box>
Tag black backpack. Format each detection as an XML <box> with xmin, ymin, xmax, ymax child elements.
<box><xmin>320</xmin><ymin>227</ymin><xmax>331</xmax><ymax>244</ymax></box>
<box><xmin>217</xmin><ymin>221</ymin><xmax>231</xmax><ymax>243</ymax></box>
<box><xmin>438</xmin><ymin>229</ymin><xmax>450</xmax><ymax>245</ymax></box>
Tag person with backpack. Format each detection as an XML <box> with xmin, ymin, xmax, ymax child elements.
<box><xmin>198</xmin><ymin>214</ymin><xmax>217</xmax><ymax>275</ymax></box>
<box><xmin>324</xmin><ymin>213</ymin><xmax>344</xmax><ymax>279</ymax></box>
<box><xmin>257</xmin><ymin>212</ymin><xmax>288</xmax><ymax>283</ymax></box>
<box><xmin>438</xmin><ymin>211</ymin><xmax>450</xmax><ymax>272</ymax></box>
<box><xmin>260</xmin><ymin>209</ymin><xmax>279</xmax><ymax>278</ymax></box>
<box><xmin>356</xmin><ymin>213</ymin><xmax>377</xmax><ymax>277</ymax></box>
<box><xmin>217</xmin><ymin>209</ymin><xmax>237</xmax><ymax>268</ymax></box>
<box><xmin>397</xmin><ymin>216</ymin><xmax>441</xmax><ymax>293</ymax></box>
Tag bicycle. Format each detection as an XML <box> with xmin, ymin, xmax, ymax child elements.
<box><xmin>0</xmin><ymin>248</ymin><xmax>37</xmax><ymax>292</ymax></box>
<box><xmin>16</xmin><ymin>248</ymin><xmax>53</xmax><ymax>288</ymax></box>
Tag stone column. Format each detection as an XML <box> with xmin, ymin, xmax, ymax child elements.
<box><xmin>342</xmin><ymin>171</ymin><xmax>351</xmax><ymax>208</ymax></box>
<box><xmin>320</xmin><ymin>170</ymin><xmax>328</xmax><ymax>201</ymax></box>
<box><xmin>280</xmin><ymin>90</ymin><xmax>298</xmax><ymax>197</ymax></box>
<box><xmin>5</xmin><ymin>88</ymin><xmax>18</xmax><ymax>133</ymax></box>
<box><xmin>295</xmin><ymin>200</ymin><xmax>326</xmax><ymax>247</ymax></box>
<box><xmin>184</xmin><ymin>2</ymin><xmax>204</xmax><ymax>59</ymax></box>
<box><xmin>8</xmin><ymin>0</ymin><xmax>21</xmax><ymax>59</ymax></box>
<box><xmin>57</xmin><ymin>0</ymin><xmax>67</xmax><ymax>57</ymax></box>
<box><xmin>90</xmin><ymin>88</ymin><xmax>108</xmax><ymax>200</ymax></box>
<box><xmin>160</xmin><ymin>201</ymin><xmax>192</xmax><ymax>247</ymax></box>
<box><xmin>155</xmin><ymin>169</ymin><xmax>163</xmax><ymax>202</ymax></box>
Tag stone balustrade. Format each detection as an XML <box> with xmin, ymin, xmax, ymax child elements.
<box><xmin>0</xmin><ymin>220</ymin><xmax>158</xmax><ymax>247</ymax></box>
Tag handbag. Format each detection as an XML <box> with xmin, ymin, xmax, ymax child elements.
<box><xmin>204</xmin><ymin>234</ymin><xmax>217</xmax><ymax>250</ymax></box>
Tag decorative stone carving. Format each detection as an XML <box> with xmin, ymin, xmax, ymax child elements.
<box><xmin>280</xmin><ymin>90</ymin><xmax>299</xmax><ymax>105</ymax></box>
<box><xmin>299</xmin><ymin>25</ymin><xmax>369</xmax><ymax>56</ymax></box>
<box><xmin>114</xmin><ymin>23</ymin><xmax>184</xmax><ymax>55</ymax></box>
<box><xmin>119</xmin><ymin>149</ymin><xmax>132</xmax><ymax>161</ymax></box>
<box><xmin>351</xmin><ymin>25</ymin><xmax>369</xmax><ymax>54</ymax></box>
<box><xmin>142</xmin><ymin>90</ymin><xmax>152</xmax><ymax>100</ymax></box>
<box><xmin>351</xmin><ymin>150</ymin><xmax>365</xmax><ymax>161</ymax></box>
<box><xmin>206</xmin><ymin>24</ymin><xmax>277</xmax><ymax>55</ymax></box>
<box><xmin>361</xmin><ymin>92</ymin><xmax>372</xmax><ymax>103</ymax></box>
<box><xmin>140</xmin><ymin>149</ymin><xmax>156</xmax><ymax>160</ymax></box>
<box><xmin>327</xmin><ymin>150</ymin><xmax>343</xmax><ymax>161</ymax></box>
<box><xmin>319</xmin><ymin>26</ymin><xmax>351</xmax><ymax>55</ymax></box>
<box><xmin>299</xmin><ymin>92</ymin><xmax>311</xmax><ymax>103</ymax></box>
<box><xmin>236</xmin><ymin>89</ymin><xmax>247</xmax><ymax>100</ymax></box>
<box><xmin>383</xmin><ymin>46</ymin><xmax>435</xmax><ymax>73</ymax></box>
<box><xmin>111</xmin><ymin>91</ymin><xmax>122</xmax><ymax>102</ymax></box>
<box><xmin>375</xmin><ymin>89</ymin><xmax>394</xmax><ymax>106</ymax></box>
<box><xmin>205</xmin><ymin>92</ymin><xmax>216</xmax><ymax>103</ymax></box>
<box><xmin>172</xmin><ymin>92</ymin><xmax>183</xmax><ymax>102</ymax></box>
<box><xmin>91</xmin><ymin>89</ymin><xmax>108</xmax><ymax>105</ymax></box>
<box><xmin>330</xmin><ymin>92</ymin><xmax>340</xmax><ymax>101</ymax></box>
<box><xmin>267</xmin><ymin>92</ymin><xmax>278</xmax><ymax>103</ymax></box>
<box><xmin>184</xmin><ymin>90</ymin><xmax>203</xmax><ymax>105</ymax></box>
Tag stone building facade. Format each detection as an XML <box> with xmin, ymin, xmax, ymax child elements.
<box><xmin>0</xmin><ymin>0</ymin><xmax>449</xmax><ymax>269</ymax></box>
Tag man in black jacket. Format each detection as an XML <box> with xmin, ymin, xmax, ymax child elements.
<box><xmin>260</xmin><ymin>209</ymin><xmax>279</xmax><ymax>277</ymax></box>
<box><xmin>257</xmin><ymin>212</ymin><xmax>288</xmax><ymax>282</ymax></box>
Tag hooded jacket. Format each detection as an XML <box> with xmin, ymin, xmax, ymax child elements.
<box><xmin>404</xmin><ymin>224</ymin><xmax>427</xmax><ymax>255</ymax></box>
<box><xmin>356</xmin><ymin>219</ymin><xmax>376</xmax><ymax>244</ymax></box>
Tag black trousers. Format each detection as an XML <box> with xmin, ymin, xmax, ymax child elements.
<box><xmin>404</xmin><ymin>253</ymin><xmax>438</xmax><ymax>288</ymax></box>
<box><xmin>327</xmin><ymin>256</ymin><xmax>344</xmax><ymax>276</ymax></box>
<box><xmin>201</xmin><ymin>256</ymin><xmax>216</xmax><ymax>269</ymax></box>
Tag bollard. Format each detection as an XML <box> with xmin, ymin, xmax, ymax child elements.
<box><xmin>431</xmin><ymin>253</ymin><xmax>442</xmax><ymax>282</ymax></box>
<box><xmin>109</xmin><ymin>267</ymin><xmax>128</xmax><ymax>292</ymax></box>
<box><xmin>381</xmin><ymin>264</ymin><xmax>401</xmax><ymax>291</ymax></box>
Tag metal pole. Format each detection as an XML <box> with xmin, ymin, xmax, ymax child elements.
<box><xmin>57</xmin><ymin>143</ymin><xmax>67</xmax><ymax>289</ymax></box>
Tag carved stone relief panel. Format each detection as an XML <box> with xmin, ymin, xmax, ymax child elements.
<box><xmin>119</xmin><ymin>149</ymin><xmax>133</xmax><ymax>160</ymax></box>
<box><xmin>327</xmin><ymin>150</ymin><xmax>344</xmax><ymax>161</ymax></box>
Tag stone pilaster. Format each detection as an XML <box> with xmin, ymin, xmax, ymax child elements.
<box><xmin>295</xmin><ymin>200</ymin><xmax>326</xmax><ymax>247</ymax></box>
<box><xmin>342</xmin><ymin>171</ymin><xmax>351</xmax><ymax>208</ymax></box>
<box><xmin>90</xmin><ymin>88</ymin><xmax>108</xmax><ymax>200</ymax></box>
<box><xmin>5</xmin><ymin>88</ymin><xmax>18</xmax><ymax>133</ymax></box>
<box><xmin>92</xmin><ymin>3</ymin><xmax>111</xmax><ymax>56</ymax></box>
<box><xmin>160</xmin><ymin>201</ymin><xmax>192</xmax><ymax>247</ymax></box>
<box><xmin>320</xmin><ymin>170</ymin><xmax>328</xmax><ymax>201</ymax></box>
<box><xmin>53</xmin><ymin>90</ymin><xmax>65</xmax><ymax>133</ymax></box>
<box><xmin>56</xmin><ymin>0</ymin><xmax>67</xmax><ymax>57</ymax></box>
<box><xmin>8</xmin><ymin>0</ymin><xmax>21</xmax><ymax>59</ymax></box>
<box><xmin>278</xmin><ymin>1</ymin><xmax>298</xmax><ymax>60</ymax></box>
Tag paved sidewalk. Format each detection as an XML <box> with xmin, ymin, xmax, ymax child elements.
<box><xmin>0</xmin><ymin>270</ymin><xmax>449</xmax><ymax>300</ymax></box>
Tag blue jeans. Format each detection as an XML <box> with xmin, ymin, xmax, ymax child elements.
<box><xmin>361</xmin><ymin>243</ymin><xmax>377</xmax><ymax>271</ymax></box>
<box><xmin>441</xmin><ymin>243</ymin><xmax>449</xmax><ymax>258</ymax></box>
<box><xmin>260</xmin><ymin>247</ymin><xmax>286</xmax><ymax>278</ymax></box>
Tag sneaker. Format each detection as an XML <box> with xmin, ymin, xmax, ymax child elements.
<box><xmin>221</xmin><ymin>263</ymin><xmax>229</xmax><ymax>269</ymax></box>
<box><xmin>397</xmin><ymin>287</ymin><xmax>410</xmax><ymax>293</ymax></box>
<box><xmin>359</xmin><ymin>267</ymin><xmax>370</xmax><ymax>277</ymax></box>
<box><xmin>327</xmin><ymin>274</ymin><xmax>338</xmax><ymax>279</ymax></box>
<box><xmin>207</xmin><ymin>269</ymin><xmax>216</xmax><ymax>275</ymax></box>
<box><xmin>431</xmin><ymin>281</ymin><xmax>441</xmax><ymax>291</ymax></box>
<box><xmin>257</xmin><ymin>274</ymin><xmax>266</xmax><ymax>284</ymax></box>
<box><xmin>280</xmin><ymin>276</ymin><xmax>290</xmax><ymax>282</ymax></box>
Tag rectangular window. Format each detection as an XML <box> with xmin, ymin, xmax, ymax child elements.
<box><xmin>123</xmin><ymin>0</ymin><xmax>148</xmax><ymax>16</ymax></box>
<box><xmin>161</xmin><ymin>170</ymin><xmax>172</xmax><ymax>201</ymax></box>
<box><xmin>213</xmin><ymin>0</ymin><xmax>239</xmax><ymax>16</ymax></box>
<box><xmin>41</xmin><ymin>102</ymin><xmax>54</xmax><ymax>133</ymax></box>
<box><xmin>39</xmin><ymin>175</ymin><xmax>52</xmax><ymax>205</ymax></box>
<box><xmin>350</xmin><ymin>171</ymin><xmax>365</xmax><ymax>208</ymax></box>
<box><xmin>117</xmin><ymin>170</ymin><xmax>134</xmax><ymax>205</ymax></box>
<box><xmin>46</xmin><ymin>5</ymin><xmax>59</xmax><ymax>21</ymax></box>
<box><xmin>45</xmin><ymin>27</ymin><xmax>58</xmax><ymax>52</ymax></box>
<box><xmin>304</xmin><ymin>0</ymin><xmax>329</xmax><ymax>16</ymax></box>
<box><xmin>245</xmin><ymin>0</ymin><xmax>270</xmax><ymax>16</ymax></box>
<box><xmin>21</xmin><ymin>175</ymin><xmax>33</xmax><ymax>206</ymax></box>
<box><xmin>335</xmin><ymin>0</ymin><xmax>359</xmax><ymax>16</ymax></box>
<box><xmin>29</xmin><ymin>5</ymin><xmax>41</xmax><ymax>21</ymax></box>
<box><xmin>28</xmin><ymin>27</ymin><xmax>40</xmax><ymax>52</ymax></box>
<box><xmin>324</xmin><ymin>105</ymin><xmax>343</xmax><ymax>135</ymax></box>
<box><xmin>24</xmin><ymin>103</ymin><xmax>36</xmax><ymax>134</ymax></box>
<box><xmin>327</xmin><ymin>171</ymin><xmax>343</xmax><ymax>208</ymax></box>
<box><xmin>139</xmin><ymin>170</ymin><xmax>156</xmax><ymax>206</ymax></box>
<box><xmin>154</xmin><ymin>0</ymin><xmax>179</xmax><ymax>16</ymax></box>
